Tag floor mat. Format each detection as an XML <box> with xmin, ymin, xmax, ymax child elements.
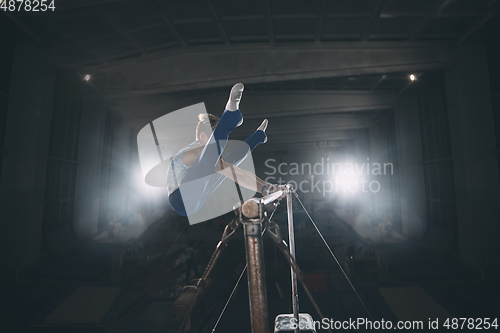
<box><xmin>27</xmin><ymin>264</ymin><xmax>106</xmax><ymax>280</ymax></box>
<box><xmin>120</xmin><ymin>301</ymin><xmax>175</xmax><ymax>333</ymax></box>
<box><xmin>44</xmin><ymin>286</ymin><xmax>121</xmax><ymax>325</ymax></box>
<box><xmin>395</xmin><ymin>265</ymin><xmax>473</xmax><ymax>280</ymax></box>
<box><xmin>0</xmin><ymin>289</ymin><xmax>48</xmax><ymax>324</ymax></box>
<box><xmin>379</xmin><ymin>286</ymin><xmax>450</xmax><ymax>322</ymax></box>
<box><xmin>454</xmin><ymin>289</ymin><xmax>499</xmax><ymax>316</ymax></box>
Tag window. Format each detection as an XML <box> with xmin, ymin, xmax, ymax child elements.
<box><xmin>386</xmin><ymin>110</ymin><xmax>402</xmax><ymax>230</ymax></box>
<box><xmin>0</xmin><ymin>26</ymin><xmax>15</xmax><ymax>184</ymax></box>
<box><xmin>485</xmin><ymin>18</ymin><xmax>500</xmax><ymax>180</ymax></box>
<box><xmin>98</xmin><ymin>111</ymin><xmax>113</xmax><ymax>221</ymax></box>
<box><xmin>417</xmin><ymin>72</ymin><xmax>457</xmax><ymax>230</ymax></box>
<box><xmin>43</xmin><ymin>73</ymin><xmax>83</xmax><ymax>230</ymax></box>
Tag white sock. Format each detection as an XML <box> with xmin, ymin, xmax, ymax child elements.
<box><xmin>258</xmin><ymin>119</ymin><xmax>268</xmax><ymax>143</ymax></box>
<box><xmin>226</xmin><ymin>83</ymin><xmax>244</xmax><ymax>111</ymax></box>
<box><xmin>258</xmin><ymin>119</ymin><xmax>268</xmax><ymax>132</ymax></box>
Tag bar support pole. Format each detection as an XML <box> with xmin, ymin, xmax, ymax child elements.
<box><xmin>244</xmin><ymin>221</ymin><xmax>270</xmax><ymax>333</ymax></box>
<box><xmin>286</xmin><ymin>186</ymin><xmax>299</xmax><ymax>333</ymax></box>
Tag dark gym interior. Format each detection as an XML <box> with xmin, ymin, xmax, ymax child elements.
<box><xmin>1</xmin><ymin>0</ymin><xmax>499</xmax><ymax>332</ymax></box>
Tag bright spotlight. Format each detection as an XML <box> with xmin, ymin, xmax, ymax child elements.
<box><xmin>410</xmin><ymin>74</ymin><xmax>416</xmax><ymax>81</ymax></box>
<box><xmin>84</xmin><ymin>74</ymin><xmax>91</xmax><ymax>81</ymax></box>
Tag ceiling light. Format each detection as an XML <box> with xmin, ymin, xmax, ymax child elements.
<box><xmin>84</xmin><ymin>74</ymin><xmax>91</xmax><ymax>81</ymax></box>
<box><xmin>410</xmin><ymin>74</ymin><xmax>416</xmax><ymax>81</ymax></box>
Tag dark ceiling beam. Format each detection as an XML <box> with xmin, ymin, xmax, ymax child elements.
<box><xmin>369</xmin><ymin>33</ymin><xmax>409</xmax><ymax>39</ymax></box>
<box><xmin>97</xmin><ymin>13</ymin><xmax>147</xmax><ymax>55</ymax></box>
<box><xmin>188</xmin><ymin>37</ymin><xmax>224</xmax><ymax>44</ymax></box>
<box><xmin>52</xmin><ymin>33</ymin><xmax>117</xmax><ymax>50</ymax></box>
<box><xmin>262</xmin><ymin>135</ymin><xmax>353</xmax><ymax>146</ymax></box>
<box><xmin>2</xmin><ymin>12</ymin><xmax>48</xmax><ymax>47</ymax></box>
<box><xmin>420</xmin><ymin>33</ymin><xmax>458</xmax><ymax>39</ymax></box>
<box><xmin>222</xmin><ymin>15</ymin><xmax>266</xmax><ymax>21</ymax></box>
<box><xmin>410</xmin><ymin>0</ymin><xmax>454</xmax><ymax>41</ymax></box>
<box><xmin>234</xmin><ymin>120</ymin><xmax>370</xmax><ymax>138</ymax></box>
<box><xmin>65</xmin><ymin>32</ymin><xmax>108</xmax><ymax>64</ymax></box>
<box><xmin>56</xmin><ymin>0</ymin><xmax>129</xmax><ymax>11</ymax></box>
<box><xmin>315</xmin><ymin>0</ymin><xmax>328</xmax><ymax>42</ymax></box>
<box><xmin>173</xmin><ymin>17</ymin><xmax>212</xmax><ymax>24</ymax></box>
<box><xmin>108</xmin><ymin>49</ymin><xmax>142</xmax><ymax>61</ymax></box>
<box><xmin>326</xmin><ymin>12</ymin><xmax>371</xmax><ymax>18</ymax></box>
<box><xmin>273</xmin><ymin>13</ymin><xmax>317</xmax><ymax>19</ymax></box>
<box><xmin>340</xmin><ymin>77</ymin><xmax>351</xmax><ymax>90</ymax></box>
<box><xmin>127</xmin><ymin>22</ymin><xmax>165</xmax><ymax>34</ymax></box>
<box><xmin>147</xmin><ymin>0</ymin><xmax>187</xmax><ymax>47</ymax></box>
<box><xmin>371</xmin><ymin>74</ymin><xmax>387</xmax><ymax>90</ymax></box>
<box><xmin>85</xmin><ymin>43</ymin><xmax>450</xmax><ymax>95</ymax></box>
<box><xmin>438</xmin><ymin>11</ymin><xmax>484</xmax><ymax>17</ymax></box>
<box><xmin>230</xmin><ymin>36</ymin><xmax>269</xmax><ymax>42</ymax></box>
<box><xmin>221</xmin><ymin>91</ymin><xmax>396</xmax><ymax>120</ymax></box>
<box><xmin>488</xmin><ymin>0</ymin><xmax>500</xmax><ymax>8</ymax></box>
<box><xmin>381</xmin><ymin>12</ymin><xmax>426</xmax><ymax>18</ymax></box>
<box><xmin>322</xmin><ymin>33</ymin><xmax>361</xmax><ymax>39</ymax></box>
<box><xmin>112</xmin><ymin>90</ymin><xmax>396</xmax><ymax>127</ymax></box>
<box><xmin>261</xmin><ymin>140</ymin><xmax>345</xmax><ymax>152</ymax></box>
<box><xmin>145</xmin><ymin>41</ymin><xmax>181</xmax><ymax>53</ymax></box>
<box><xmin>362</xmin><ymin>0</ymin><xmax>389</xmax><ymax>41</ymax></box>
<box><xmin>205</xmin><ymin>0</ymin><xmax>230</xmax><ymax>44</ymax></box>
<box><xmin>219</xmin><ymin>12</ymin><xmax>373</xmax><ymax>21</ymax></box>
<box><xmin>454</xmin><ymin>0</ymin><xmax>500</xmax><ymax>45</ymax></box>
<box><xmin>263</xmin><ymin>0</ymin><xmax>275</xmax><ymax>45</ymax></box>
<box><xmin>275</xmin><ymin>34</ymin><xmax>314</xmax><ymax>41</ymax></box>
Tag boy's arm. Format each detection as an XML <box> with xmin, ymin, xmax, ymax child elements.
<box><xmin>214</xmin><ymin>159</ymin><xmax>286</xmax><ymax>197</ymax></box>
<box><xmin>213</xmin><ymin>158</ymin><xmax>264</xmax><ymax>193</ymax></box>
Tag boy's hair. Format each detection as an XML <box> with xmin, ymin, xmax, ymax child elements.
<box><xmin>196</xmin><ymin>113</ymin><xmax>219</xmax><ymax>140</ymax></box>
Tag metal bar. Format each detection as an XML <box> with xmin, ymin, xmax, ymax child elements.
<box><xmin>362</xmin><ymin>0</ymin><xmax>389</xmax><ymax>41</ymax></box>
<box><xmin>65</xmin><ymin>32</ymin><xmax>108</xmax><ymax>64</ymax></box>
<box><xmin>454</xmin><ymin>1</ymin><xmax>500</xmax><ymax>46</ymax></box>
<box><xmin>244</xmin><ymin>221</ymin><xmax>270</xmax><ymax>333</ymax></box>
<box><xmin>315</xmin><ymin>0</ymin><xmax>327</xmax><ymax>42</ymax></box>
<box><xmin>147</xmin><ymin>0</ymin><xmax>188</xmax><ymax>47</ymax></box>
<box><xmin>410</xmin><ymin>0</ymin><xmax>454</xmax><ymax>41</ymax></box>
<box><xmin>98</xmin><ymin>13</ymin><xmax>146</xmax><ymax>55</ymax></box>
<box><xmin>263</xmin><ymin>0</ymin><xmax>275</xmax><ymax>44</ymax></box>
<box><xmin>205</xmin><ymin>0</ymin><xmax>230</xmax><ymax>44</ymax></box>
<box><xmin>371</xmin><ymin>74</ymin><xmax>387</xmax><ymax>90</ymax></box>
<box><xmin>286</xmin><ymin>188</ymin><xmax>299</xmax><ymax>333</ymax></box>
<box><xmin>2</xmin><ymin>12</ymin><xmax>48</xmax><ymax>47</ymax></box>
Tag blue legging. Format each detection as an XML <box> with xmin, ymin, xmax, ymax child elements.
<box><xmin>169</xmin><ymin>110</ymin><xmax>266</xmax><ymax>216</ymax></box>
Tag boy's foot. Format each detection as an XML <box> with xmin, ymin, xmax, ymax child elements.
<box><xmin>226</xmin><ymin>83</ymin><xmax>244</xmax><ymax>112</ymax></box>
<box><xmin>257</xmin><ymin>119</ymin><xmax>268</xmax><ymax>143</ymax></box>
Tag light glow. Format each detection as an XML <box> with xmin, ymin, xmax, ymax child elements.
<box><xmin>410</xmin><ymin>74</ymin><xmax>416</xmax><ymax>81</ymax></box>
<box><xmin>84</xmin><ymin>74</ymin><xmax>91</xmax><ymax>81</ymax></box>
